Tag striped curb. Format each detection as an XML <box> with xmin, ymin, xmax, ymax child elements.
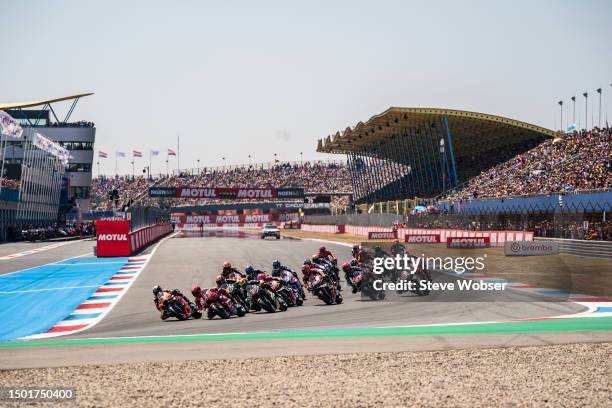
<box><xmin>21</xmin><ymin>257</ymin><xmax>151</xmax><ymax>340</ymax></box>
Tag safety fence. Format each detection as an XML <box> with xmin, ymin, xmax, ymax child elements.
<box><xmin>300</xmin><ymin>223</ymin><xmax>533</xmax><ymax>247</ymax></box>
<box><xmin>534</xmin><ymin>237</ymin><xmax>612</xmax><ymax>259</ymax></box>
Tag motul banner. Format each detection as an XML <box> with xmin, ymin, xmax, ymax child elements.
<box><xmin>405</xmin><ymin>234</ymin><xmax>441</xmax><ymax>244</ymax></box>
<box><xmin>447</xmin><ymin>237</ymin><xmax>491</xmax><ymax>248</ymax></box>
<box><xmin>367</xmin><ymin>231</ymin><xmax>397</xmax><ymax>240</ymax></box>
<box><xmin>174</xmin><ymin>213</ymin><xmax>273</xmax><ymax>225</ymax></box>
<box><xmin>150</xmin><ymin>187</ymin><xmax>304</xmax><ymax>199</ymax></box>
<box><xmin>96</xmin><ymin>220</ymin><xmax>130</xmax><ymax>256</ymax></box>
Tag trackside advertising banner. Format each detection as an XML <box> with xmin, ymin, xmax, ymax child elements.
<box><xmin>405</xmin><ymin>234</ymin><xmax>441</xmax><ymax>244</ymax></box>
<box><xmin>96</xmin><ymin>220</ymin><xmax>130</xmax><ymax>256</ymax></box>
<box><xmin>171</xmin><ymin>213</ymin><xmax>299</xmax><ymax>227</ymax></box>
<box><xmin>446</xmin><ymin>236</ymin><xmax>491</xmax><ymax>248</ymax></box>
<box><xmin>149</xmin><ymin>187</ymin><xmax>304</xmax><ymax>199</ymax></box>
<box><xmin>368</xmin><ymin>231</ymin><xmax>397</xmax><ymax>240</ymax></box>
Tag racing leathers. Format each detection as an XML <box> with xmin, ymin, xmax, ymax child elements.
<box><xmin>154</xmin><ymin>289</ymin><xmax>191</xmax><ymax>320</ymax></box>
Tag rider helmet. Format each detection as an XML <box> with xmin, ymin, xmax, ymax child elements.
<box><xmin>303</xmin><ymin>259</ymin><xmax>311</xmax><ymax>265</ymax></box>
<box><xmin>257</xmin><ymin>273</ymin><xmax>266</xmax><ymax>280</ymax></box>
<box><xmin>215</xmin><ymin>275</ymin><xmax>225</xmax><ymax>286</ymax></box>
<box><xmin>245</xmin><ymin>265</ymin><xmax>254</xmax><ymax>274</ymax></box>
<box><xmin>352</xmin><ymin>245</ymin><xmax>360</xmax><ymax>252</ymax></box>
<box><xmin>223</xmin><ymin>261</ymin><xmax>232</xmax><ymax>269</ymax></box>
<box><xmin>191</xmin><ymin>286</ymin><xmax>202</xmax><ymax>297</ymax></box>
<box><xmin>319</xmin><ymin>246</ymin><xmax>326</xmax><ymax>253</ymax></box>
<box><xmin>350</xmin><ymin>259</ymin><xmax>358</xmax><ymax>267</ymax></box>
<box><xmin>312</xmin><ymin>255</ymin><xmax>320</xmax><ymax>263</ymax></box>
<box><xmin>342</xmin><ymin>261</ymin><xmax>351</xmax><ymax>272</ymax></box>
<box><xmin>302</xmin><ymin>264</ymin><xmax>311</xmax><ymax>272</ymax></box>
<box><xmin>272</xmin><ymin>259</ymin><xmax>281</xmax><ymax>269</ymax></box>
<box><xmin>152</xmin><ymin>285</ymin><xmax>162</xmax><ymax>296</ymax></box>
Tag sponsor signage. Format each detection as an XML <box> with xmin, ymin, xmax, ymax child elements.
<box><xmin>446</xmin><ymin>237</ymin><xmax>491</xmax><ymax>248</ymax></box>
<box><xmin>151</xmin><ymin>187</ymin><xmax>305</xmax><ymax>200</ymax></box>
<box><xmin>96</xmin><ymin>220</ymin><xmax>131</xmax><ymax>257</ymax></box>
<box><xmin>277</xmin><ymin>188</ymin><xmax>304</xmax><ymax>199</ymax></box>
<box><xmin>149</xmin><ymin>187</ymin><xmax>177</xmax><ymax>197</ymax></box>
<box><xmin>504</xmin><ymin>240</ymin><xmax>559</xmax><ymax>256</ymax></box>
<box><xmin>368</xmin><ymin>231</ymin><xmax>397</xmax><ymax>240</ymax></box>
<box><xmin>405</xmin><ymin>234</ymin><xmax>441</xmax><ymax>244</ymax></box>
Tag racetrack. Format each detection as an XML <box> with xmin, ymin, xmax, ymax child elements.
<box><xmin>70</xmin><ymin>232</ymin><xmax>583</xmax><ymax>339</ymax></box>
<box><xmin>1</xmin><ymin>231</ymin><xmax>610</xmax><ymax>370</ymax></box>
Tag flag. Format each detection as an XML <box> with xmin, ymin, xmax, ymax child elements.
<box><xmin>167</xmin><ymin>149</ymin><xmax>176</xmax><ymax>156</ymax></box>
<box><xmin>99</xmin><ymin>151</ymin><xmax>108</xmax><ymax>158</ymax></box>
<box><xmin>150</xmin><ymin>149</ymin><xmax>160</xmax><ymax>156</ymax></box>
<box><xmin>0</xmin><ymin>110</ymin><xmax>23</xmax><ymax>139</ymax></box>
<box><xmin>133</xmin><ymin>150</ymin><xmax>142</xmax><ymax>158</ymax></box>
<box><xmin>116</xmin><ymin>151</ymin><xmax>126</xmax><ymax>158</ymax></box>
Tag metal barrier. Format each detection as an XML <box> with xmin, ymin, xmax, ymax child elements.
<box><xmin>128</xmin><ymin>205</ymin><xmax>170</xmax><ymax>232</ymax></box>
<box><xmin>534</xmin><ymin>237</ymin><xmax>612</xmax><ymax>259</ymax></box>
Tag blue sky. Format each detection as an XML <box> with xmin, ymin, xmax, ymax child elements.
<box><xmin>1</xmin><ymin>0</ymin><xmax>610</xmax><ymax>175</ymax></box>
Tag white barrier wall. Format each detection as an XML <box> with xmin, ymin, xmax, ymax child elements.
<box><xmin>301</xmin><ymin>224</ymin><xmax>534</xmax><ymax>247</ymax></box>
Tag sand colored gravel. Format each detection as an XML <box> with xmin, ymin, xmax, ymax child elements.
<box><xmin>2</xmin><ymin>342</ymin><xmax>610</xmax><ymax>407</ymax></box>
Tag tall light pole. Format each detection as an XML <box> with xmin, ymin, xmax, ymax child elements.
<box><xmin>583</xmin><ymin>92</ymin><xmax>588</xmax><ymax>130</ymax></box>
<box><xmin>439</xmin><ymin>138</ymin><xmax>446</xmax><ymax>194</ymax></box>
<box><xmin>571</xmin><ymin>96</ymin><xmax>576</xmax><ymax>126</ymax></box>
<box><xmin>558</xmin><ymin>100</ymin><xmax>563</xmax><ymax>131</ymax></box>
<box><xmin>300</xmin><ymin>151</ymin><xmax>303</xmax><ymax>165</ymax></box>
<box><xmin>197</xmin><ymin>159</ymin><xmax>200</xmax><ymax>175</ymax></box>
<box><xmin>96</xmin><ymin>161</ymin><xmax>100</xmax><ymax>177</ymax></box>
<box><xmin>596</xmin><ymin>88</ymin><xmax>602</xmax><ymax>128</ymax></box>
<box><xmin>222</xmin><ymin>156</ymin><xmax>226</xmax><ymax>171</ymax></box>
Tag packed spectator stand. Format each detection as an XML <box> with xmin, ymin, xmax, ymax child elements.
<box><xmin>446</xmin><ymin>127</ymin><xmax>611</xmax><ymax>201</ymax></box>
<box><xmin>91</xmin><ymin>161</ymin><xmax>353</xmax><ymax>210</ymax></box>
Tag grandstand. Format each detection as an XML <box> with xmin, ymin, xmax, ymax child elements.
<box><xmin>317</xmin><ymin>107</ymin><xmax>556</xmax><ymax>202</ymax></box>
<box><xmin>0</xmin><ymin>94</ymin><xmax>96</xmax><ymax>241</ymax></box>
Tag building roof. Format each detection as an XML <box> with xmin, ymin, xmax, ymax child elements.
<box><xmin>317</xmin><ymin>107</ymin><xmax>556</xmax><ymax>154</ymax></box>
<box><xmin>0</xmin><ymin>93</ymin><xmax>94</xmax><ymax>110</ymax></box>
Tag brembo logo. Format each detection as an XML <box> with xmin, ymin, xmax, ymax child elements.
<box><xmin>406</xmin><ymin>235</ymin><xmax>440</xmax><ymax>243</ymax></box>
<box><xmin>98</xmin><ymin>234</ymin><xmax>127</xmax><ymax>241</ymax></box>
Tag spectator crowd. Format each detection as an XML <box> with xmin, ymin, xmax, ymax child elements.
<box><xmin>447</xmin><ymin>127</ymin><xmax>611</xmax><ymax>200</ymax></box>
<box><xmin>91</xmin><ymin>161</ymin><xmax>353</xmax><ymax>210</ymax></box>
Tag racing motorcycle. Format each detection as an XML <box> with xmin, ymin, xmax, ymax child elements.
<box><xmin>205</xmin><ymin>289</ymin><xmax>246</xmax><ymax>319</ymax></box>
<box><xmin>159</xmin><ymin>292</ymin><xmax>202</xmax><ymax>320</ymax></box>
<box><xmin>396</xmin><ymin>261</ymin><xmax>433</xmax><ymax>297</ymax></box>
<box><xmin>276</xmin><ymin>270</ymin><xmax>304</xmax><ymax>306</ymax></box>
<box><xmin>307</xmin><ymin>274</ymin><xmax>342</xmax><ymax>305</ymax></box>
<box><xmin>359</xmin><ymin>270</ymin><xmax>386</xmax><ymax>301</ymax></box>
<box><xmin>221</xmin><ymin>280</ymin><xmax>250</xmax><ymax>312</ymax></box>
<box><xmin>345</xmin><ymin>268</ymin><xmax>365</xmax><ymax>294</ymax></box>
<box><xmin>247</xmin><ymin>281</ymin><xmax>288</xmax><ymax>313</ymax></box>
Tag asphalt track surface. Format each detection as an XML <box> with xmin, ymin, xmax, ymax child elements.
<box><xmin>2</xmin><ymin>232</ymin><xmax>611</xmax><ymax>369</ymax></box>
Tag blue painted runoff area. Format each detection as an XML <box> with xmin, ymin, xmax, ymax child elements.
<box><xmin>0</xmin><ymin>257</ymin><xmax>129</xmax><ymax>341</ymax></box>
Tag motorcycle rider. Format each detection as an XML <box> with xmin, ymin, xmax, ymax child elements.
<box><xmin>390</xmin><ymin>239</ymin><xmax>406</xmax><ymax>256</ymax></box>
<box><xmin>222</xmin><ymin>261</ymin><xmax>246</xmax><ymax>280</ymax></box>
<box><xmin>271</xmin><ymin>260</ymin><xmax>305</xmax><ymax>300</ymax></box>
<box><xmin>192</xmin><ymin>284</ymin><xmax>239</xmax><ymax>312</ymax></box>
<box><xmin>311</xmin><ymin>255</ymin><xmax>341</xmax><ymax>290</ymax></box>
<box><xmin>153</xmin><ymin>285</ymin><xmax>193</xmax><ymax>319</ymax></box>
<box><xmin>244</xmin><ymin>265</ymin><xmax>266</xmax><ymax>281</ymax></box>
<box><xmin>318</xmin><ymin>246</ymin><xmax>336</xmax><ymax>264</ymax></box>
<box><xmin>342</xmin><ymin>261</ymin><xmax>362</xmax><ymax>294</ymax></box>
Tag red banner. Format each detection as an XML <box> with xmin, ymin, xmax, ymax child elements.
<box><xmin>96</xmin><ymin>220</ymin><xmax>130</xmax><ymax>256</ymax></box>
<box><xmin>405</xmin><ymin>234</ymin><xmax>441</xmax><ymax>244</ymax></box>
<box><xmin>177</xmin><ymin>188</ymin><xmax>277</xmax><ymax>199</ymax></box>
<box><xmin>367</xmin><ymin>231</ymin><xmax>397</xmax><ymax>240</ymax></box>
<box><xmin>446</xmin><ymin>236</ymin><xmax>491</xmax><ymax>248</ymax></box>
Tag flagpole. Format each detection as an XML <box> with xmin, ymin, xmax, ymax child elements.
<box><xmin>115</xmin><ymin>151</ymin><xmax>118</xmax><ymax>177</ymax></box>
<box><xmin>149</xmin><ymin>150</ymin><xmax>152</xmax><ymax>181</ymax></box>
<box><xmin>177</xmin><ymin>134</ymin><xmax>180</xmax><ymax>173</ymax></box>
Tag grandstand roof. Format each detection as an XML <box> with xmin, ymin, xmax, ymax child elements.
<box><xmin>317</xmin><ymin>107</ymin><xmax>556</xmax><ymax>154</ymax></box>
<box><xmin>0</xmin><ymin>93</ymin><xmax>94</xmax><ymax>110</ymax></box>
